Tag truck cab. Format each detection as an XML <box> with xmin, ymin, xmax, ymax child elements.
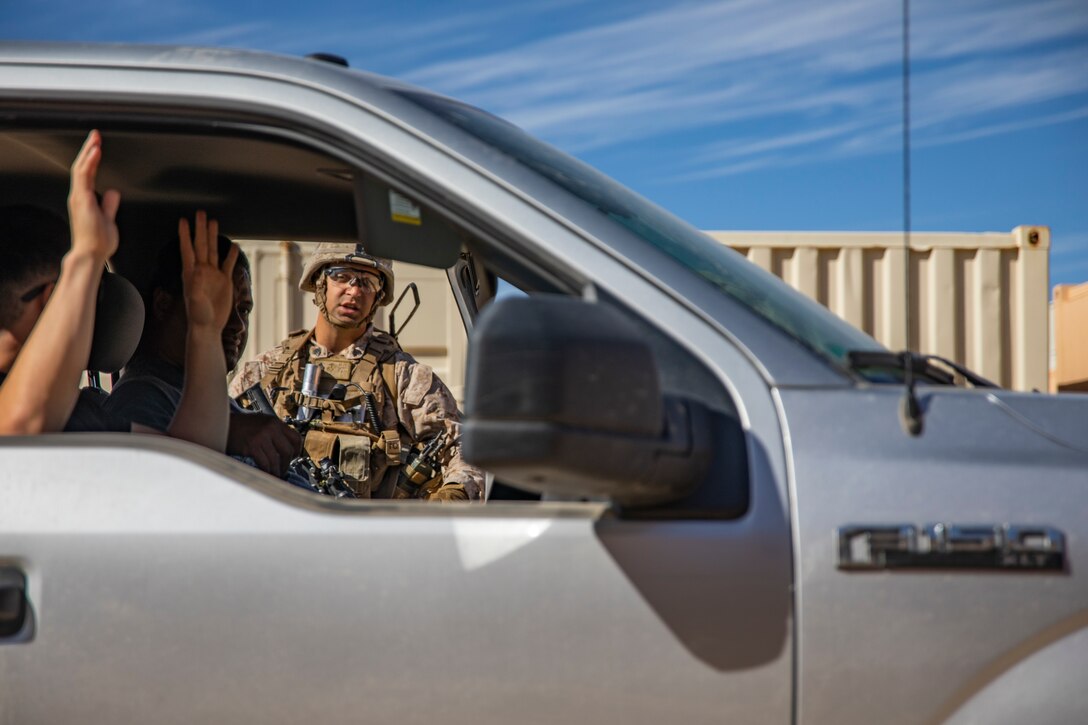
<box><xmin>0</xmin><ymin>43</ymin><xmax>1085</xmax><ymax>724</ymax></box>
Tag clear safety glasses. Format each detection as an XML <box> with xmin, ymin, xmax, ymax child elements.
<box><xmin>324</xmin><ymin>266</ymin><xmax>383</xmax><ymax>293</ymax></box>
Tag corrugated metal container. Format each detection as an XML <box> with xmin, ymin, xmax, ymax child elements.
<box><xmin>237</xmin><ymin>241</ymin><xmax>307</xmax><ymax>367</ymax></box>
<box><xmin>236</xmin><ymin>241</ymin><xmax>468</xmax><ymax>401</ymax></box>
<box><xmin>706</xmin><ymin>227</ymin><xmax>1050</xmax><ymax>391</ymax></box>
<box><xmin>1051</xmin><ymin>281</ymin><xmax>1088</xmax><ymax>393</ymax></box>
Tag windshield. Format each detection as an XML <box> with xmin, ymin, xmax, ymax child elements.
<box><xmin>394</xmin><ymin>90</ymin><xmax>885</xmax><ymax>366</ymax></box>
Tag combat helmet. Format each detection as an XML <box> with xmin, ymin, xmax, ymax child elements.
<box><xmin>299</xmin><ymin>242</ymin><xmax>395</xmax><ymax>306</ymax></box>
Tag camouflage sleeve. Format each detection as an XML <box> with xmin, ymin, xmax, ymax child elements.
<box><xmin>393</xmin><ymin>355</ymin><xmax>486</xmax><ymax>501</ymax></box>
<box><xmin>227</xmin><ymin>350</ymin><xmax>276</xmax><ymax>400</ymax></box>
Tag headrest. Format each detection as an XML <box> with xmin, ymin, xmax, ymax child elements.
<box><xmin>87</xmin><ymin>272</ymin><xmax>145</xmax><ymax>374</ymax></box>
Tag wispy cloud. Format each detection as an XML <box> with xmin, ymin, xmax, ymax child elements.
<box><xmin>171</xmin><ymin>0</ymin><xmax>597</xmax><ymax>74</ymax></box>
<box><xmin>8</xmin><ymin>0</ymin><xmax>200</xmax><ymax>44</ymax></box>
<box><xmin>1052</xmin><ymin>232</ymin><xmax>1088</xmax><ymax>258</ymax></box>
<box><xmin>400</xmin><ymin>0</ymin><xmax>1088</xmax><ymax>174</ymax></box>
<box><xmin>914</xmin><ymin>48</ymin><xmax>1088</xmax><ymax>126</ymax></box>
<box><xmin>916</xmin><ymin>106</ymin><xmax>1088</xmax><ymax>149</ymax></box>
<box><xmin>670</xmin><ymin>126</ymin><xmax>868</xmax><ymax>181</ymax></box>
<box><xmin>8</xmin><ymin>0</ymin><xmax>1086</xmax><ymax>181</ymax></box>
<box><xmin>167</xmin><ymin>22</ymin><xmax>273</xmax><ymax>48</ymax></box>
<box><xmin>4</xmin><ymin>0</ymin><xmax>593</xmax><ymax>75</ymax></box>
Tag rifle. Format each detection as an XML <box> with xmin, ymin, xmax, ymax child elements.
<box><xmin>284</xmin><ymin>454</ymin><xmax>358</xmax><ymax>499</ymax></box>
<box><xmin>242</xmin><ymin>382</ymin><xmax>277</xmax><ymax>416</ymax></box>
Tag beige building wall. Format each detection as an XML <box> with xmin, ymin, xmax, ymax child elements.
<box><xmin>1051</xmin><ymin>281</ymin><xmax>1088</xmax><ymax>393</ymax></box>
<box><xmin>239</xmin><ymin>227</ymin><xmax>1050</xmax><ymax>399</ymax></box>
<box><xmin>706</xmin><ymin>227</ymin><xmax>1050</xmax><ymax>392</ymax></box>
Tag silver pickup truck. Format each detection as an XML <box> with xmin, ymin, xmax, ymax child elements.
<box><xmin>0</xmin><ymin>43</ymin><xmax>1085</xmax><ymax>725</ymax></box>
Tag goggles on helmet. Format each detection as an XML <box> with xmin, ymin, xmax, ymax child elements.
<box><xmin>324</xmin><ymin>266</ymin><xmax>384</xmax><ymax>293</ymax></box>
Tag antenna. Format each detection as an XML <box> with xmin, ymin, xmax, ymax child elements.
<box><xmin>899</xmin><ymin>0</ymin><xmax>924</xmax><ymax>437</ymax></box>
<box><xmin>901</xmin><ymin>0</ymin><xmax>912</xmax><ymax>350</ymax></box>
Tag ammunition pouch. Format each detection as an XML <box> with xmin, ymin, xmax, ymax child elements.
<box><xmin>303</xmin><ymin>430</ymin><xmax>372</xmax><ymax>495</ymax></box>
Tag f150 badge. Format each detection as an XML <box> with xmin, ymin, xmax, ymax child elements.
<box><xmin>836</xmin><ymin>524</ymin><xmax>1065</xmax><ymax>571</ymax></box>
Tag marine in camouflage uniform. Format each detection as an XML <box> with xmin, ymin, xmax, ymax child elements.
<box><xmin>229</xmin><ymin>243</ymin><xmax>484</xmax><ymax>501</ymax></box>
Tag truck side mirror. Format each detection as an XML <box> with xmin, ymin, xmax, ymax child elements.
<box><xmin>462</xmin><ymin>295</ymin><xmax>716</xmax><ymax>507</ymax></box>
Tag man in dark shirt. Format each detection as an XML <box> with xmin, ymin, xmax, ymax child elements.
<box><xmin>0</xmin><ymin>130</ymin><xmax>238</xmax><ymax>447</ymax></box>
<box><xmin>106</xmin><ymin>236</ymin><xmax>302</xmax><ymax>475</ymax></box>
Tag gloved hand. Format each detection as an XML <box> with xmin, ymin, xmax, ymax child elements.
<box><xmin>423</xmin><ymin>483</ymin><xmax>470</xmax><ymax>502</ymax></box>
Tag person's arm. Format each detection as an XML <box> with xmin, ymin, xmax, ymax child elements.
<box><xmin>393</xmin><ymin>357</ymin><xmax>486</xmax><ymax>501</ymax></box>
<box><xmin>161</xmin><ymin>211</ymin><xmax>239</xmax><ymax>452</ymax></box>
<box><xmin>0</xmin><ymin>130</ymin><xmax>119</xmax><ymax>435</ymax></box>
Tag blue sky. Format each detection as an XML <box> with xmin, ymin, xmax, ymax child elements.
<box><xmin>5</xmin><ymin>0</ymin><xmax>1088</xmax><ymax>288</ymax></box>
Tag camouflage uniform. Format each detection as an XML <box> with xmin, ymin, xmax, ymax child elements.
<box><xmin>229</xmin><ymin>242</ymin><xmax>484</xmax><ymax>502</ymax></box>
<box><xmin>230</xmin><ymin>325</ymin><xmax>484</xmax><ymax>501</ymax></box>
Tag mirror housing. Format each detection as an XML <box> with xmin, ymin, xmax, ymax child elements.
<box><xmin>463</xmin><ymin>296</ymin><xmax>715</xmax><ymax>506</ymax></box>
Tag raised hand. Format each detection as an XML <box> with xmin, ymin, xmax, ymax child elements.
<box><xmin>179</xmin><ymin>210</ymin><xmax>239</xmax><ymax>332</ymax></box>
<box><xmin>67</xmin><ymin>129</ymin><xmax>120</xmax><ymax>262</ymax></box>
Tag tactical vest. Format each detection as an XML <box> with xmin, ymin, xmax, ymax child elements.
<box><xmin>260</xmin><ymin>328</ymin><xmax>409</xmax><ymax>497</ymax></box>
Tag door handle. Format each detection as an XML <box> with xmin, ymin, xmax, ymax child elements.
<box><xmin>0</xmin><ymin>566</ymin><xmax>28</xmax><ymax>639</ymax></box>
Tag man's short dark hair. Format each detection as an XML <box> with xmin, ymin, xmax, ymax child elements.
<box><xmin>147</xmin><ymin>234</ymin><xmax>251</xmax><ymax>303</ymax></box>
<box><xmin>0</xmin><ymin>206</ymin><xmax>70</xmax><ymax>329</ymax></box>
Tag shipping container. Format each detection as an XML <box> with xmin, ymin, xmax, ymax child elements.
<box><xmin>707</xmin><ymin>227</ymin><xmax>1049</xmax><ymax>391</ymax></box>
<box><xmin>1051</xmin><ymin>281</ymin><xmax>1088</xmax><ymax>393</ymax></box>
<box><xmin>238</xmin><ymin>226</ymin><xmax>1050</xmax><ymax>398</ymax></box>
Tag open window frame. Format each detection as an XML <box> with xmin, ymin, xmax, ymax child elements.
<box><xmin>0</xmin><ymin>94</ymin><xmax>750</xmax><ymax>519</ymax></box>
